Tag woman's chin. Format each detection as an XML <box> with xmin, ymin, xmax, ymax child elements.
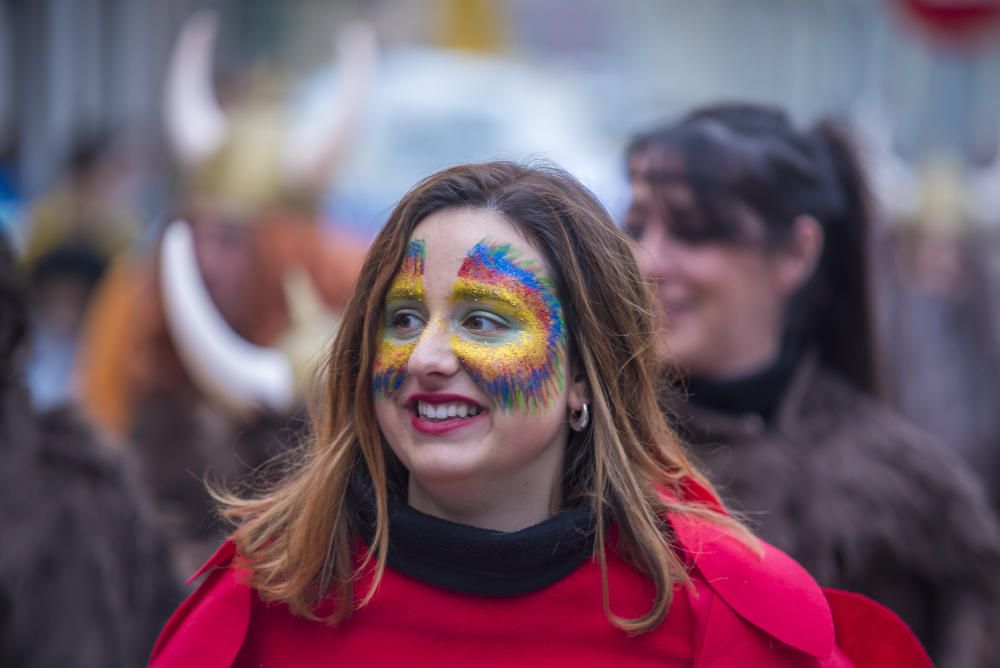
<box><xmin>406</xmin><ymin>457</ymin><xmax>488</xmax><ymax>491</ymax></box>
<box><xmin>659</xmin><ymin>329</ymin><xmax>708</xmax><ymax>374</ymax></box>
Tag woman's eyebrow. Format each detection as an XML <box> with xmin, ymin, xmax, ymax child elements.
<box><xmin>385</xmin><ymin>284</ymin><xmax>424</xmax><ymax>302</ymax></box>
<box><xmin>384</xmin><ymin>237</ymin><xmax>428</xmax><ymax>303</ymax></box>
<box><xmin>450</xmin><ymin>281</ymin><xmax>525</xmax><ymax>309</ymax></box>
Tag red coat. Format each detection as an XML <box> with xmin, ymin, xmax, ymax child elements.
<box><xmin>150</xmin><ymin>483</ymin><xmax>931</xmax><ymax>667</ymax></box>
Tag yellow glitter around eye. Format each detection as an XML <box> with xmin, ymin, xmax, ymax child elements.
<box><xmin>373</xmin><ymin>237</ymin><xmax>566</xmax><ymax>411</ymax></box>
<box><xmin>451</xmin><ymin>242</ymin><xmax>566</xmax><ymax>412</ymax></box>
<box><xmin>373</xmin><ymin>238</ymin><xmax>425</xmax><ymax>396</ymax></box>
<box><xmin>373</xmin><ymin>338</ymin><xmax>417</xmax><ymax>395</ymax></box>
<box><xmin>386</xmin><ymin>275</ymin><xmax>423</xmax><ymax>303</ymax></box>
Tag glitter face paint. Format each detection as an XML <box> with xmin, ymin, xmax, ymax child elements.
<box><xmin>373</xmin><ymin>239</ymin><xmax>425</xmax><ymax>395</ymax></box>
<box><xmin>451</xmin><ymin>241</ymin><xmax>565</xmax><ymax>412</ymax></box>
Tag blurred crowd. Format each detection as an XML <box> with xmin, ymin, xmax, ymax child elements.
<box><xmin>1</xmin><ymin>1</ymin><xmax>1000</xmax><ymax>666</ymax></box>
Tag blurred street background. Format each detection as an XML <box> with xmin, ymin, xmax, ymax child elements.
<box><xmin>2</xmin><ymin>3</ymin><xmax>1000</xmax><ymax>665</ymax></box>
<box><xmin>1</xmin><ymin>0</ymin><xmax>999</xmax><ymax>562</ymax></box>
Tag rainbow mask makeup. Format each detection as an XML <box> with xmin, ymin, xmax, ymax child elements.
<box><xmin>373</xmin><ymin>238</ymin><xmax>425</xmax><ymax>395</ymax></box>
<box><xmin>373</xmin><ymin>236</ymin><xmax>566</xmax><ymax>413</ymax></box>
<box><xmin>451</xmin><ymin>241</ymin><xmax>565</xmax><ymax>412</ymax></box>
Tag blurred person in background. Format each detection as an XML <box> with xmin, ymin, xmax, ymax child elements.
<box><xmin>874</xmin><ymin>157</ymin><xmax>1000</xmax><ymax>515</ymax></box>
<box><xmin>74</xmin><ymin>11</ymin><xmax>373</xmax><ymax>578</ymax></box>
<box><xmin>19</xmin><ymin>129</ymin><xmax>137</xmax><ymax>412</ymax></box>
<box><xmin>0</xmin><ymin>230</ymin><xmax>181</xmax><ymax>667</ymax></box>
<box><xmin>25</xmin><ymin>242</ymin><xmax>106</xmax><ymax>409</ymax></box>
<box><xmin>625</xmin><ymin>103</ymin><xmax>1000</xmax><ymax>667</ymax></box>
<box><xmin>23</xmin><ymin>128</ymin><xmax>140</xmax><ymax>267</ymax></box>
<box><xmin>0</xmin><ymin>134</ymin><xmax>22</xmax><ymax>234</ymax></box>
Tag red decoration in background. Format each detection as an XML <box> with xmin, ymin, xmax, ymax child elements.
<box><xmin>890</xmin><ymin>0</ymin><xmax>1000</xmax><ymax>47</ymax></box>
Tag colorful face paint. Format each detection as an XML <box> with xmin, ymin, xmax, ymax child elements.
<box><xmin>451</xmin><ymin>241</ymin><xmax>565</xmax><ymax>412</ymax></box>
<box><xmin>373</xmin><ymin>239</ymin><xmax>425</xmax><ymax>395</ymax></box>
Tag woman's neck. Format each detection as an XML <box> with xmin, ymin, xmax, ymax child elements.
<box><xmin>407</xmin><ymin>464</ymin><xmax>564</xmax><ymax>533</ymax></box>
<box><xmin>696</xmin><ymin>336</ymin><xmax>782</xmax><ymax>381</ymax></box>
<box><xmin>684</xmin><ymin>339</ymin><xmax>802</xmax><ymax>423</ymax></box>
<box><xmin>352</xmin><ymin>481</ymin><xmax>595</xmax><ymax>597</ymax></box>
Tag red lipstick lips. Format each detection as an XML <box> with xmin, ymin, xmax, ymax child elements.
<box><xmin>408</xmin><ymin>393</ymin><xmax>483</xmax><ymax>406</ymax></box>
<box><xmin>407</xmin><ymin>393</ymin><xmax>488</xmax><ymax>435</ymax></box>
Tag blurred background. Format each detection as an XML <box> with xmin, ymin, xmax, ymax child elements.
<box><xmin>1</xmin><ymin>1</ymin><xmax>999</xmax><ymax>663</ymax></box>
<box><xmin>0</xmin><ymin>0</ymin><xmax>997</xmax><ymax>538</ymax></box>
<box><xmin>3</xmin><ymin>0</ymin><xmax>999</xmax><ymax>485</ymax></box>
<box><xmin>1</xmin><ymin>2</ymin><xmax>998</xmax><ymax>477</ymax></box>
<box><xmin>7</xmin><ymin>0</ymin><xmax>1000</xmax><ymax>226</ymax></box>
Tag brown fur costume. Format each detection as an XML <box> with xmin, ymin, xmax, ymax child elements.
<box><xmin>129</xmin><ymin>386</ymin><xmax>310</xmax><ymax>576</ymax></box>
<box><xmin>0</xmin><ymin>242</ymin><xmax>181</xmax><ymax>666</ymax></box>
<box><xmin>666</xmin><ymin>353</ymin><xmax>1000</xmax><ymax>667</ymax></box>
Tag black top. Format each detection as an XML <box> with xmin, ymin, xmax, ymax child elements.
<box><xmin>353</xmin><ymin>479</ymin><xmax>596</xmax><ymax>597</ymax></box>
<box><xmin>684</xmin><ymin>340</ymin><xmax>801</xmax><ymax>424</ymax></box>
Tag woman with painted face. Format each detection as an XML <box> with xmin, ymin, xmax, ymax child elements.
<box><xmin>626</xmin><ymin>105</ymin><xmax>1000</xmax><ymax>667</ymax></box>
<box><xmin>151</xmin><ymin>162</ymin><xmax>928</xmax><ymax>667</ymax></box>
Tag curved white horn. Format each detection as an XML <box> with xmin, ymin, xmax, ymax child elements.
<box><xmin>164</xmin><ymin>10</ymin><xmax>228</xmax><ymax>167</ymax></box>
<box><xmin>283</xmin><ymin>21</ymin><xmax>377</xmax><ymax>188</ymax></box>
<box><xmin>160</xmin><ymin>220</ymin><xmax>295</xmax><ymax>416</ymax></box>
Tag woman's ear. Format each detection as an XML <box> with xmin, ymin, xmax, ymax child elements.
<box><xmin>774</xmin><ymin>215</ymin><xmax>824</xmax><ymax>296</ymax></box>
<box><xmin>567</xmin><ymin>370</ymin><xmax>591</xmax><ymax>414</ymax></box>
<box><xmin>567</xmin><ymin>370</ymin><xmax>592</xmax><ymax>432</ymax></box>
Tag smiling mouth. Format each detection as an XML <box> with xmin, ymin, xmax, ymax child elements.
<box><xmin>406</xmin><ymin>397</ymin><xmax>489</xmax><ymax>434</ymax></box>
<box><xmin>414</xmin><ymin>400</ymin><xmax>484</xmax><ymax>421</ymax></box>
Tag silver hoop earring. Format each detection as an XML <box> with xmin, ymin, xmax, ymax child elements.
<box><xmin>570</xmin><ymin>403</ymin><xmax>590</xmax><ymax>432</ymax></box>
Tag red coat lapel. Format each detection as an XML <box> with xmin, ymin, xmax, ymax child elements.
<box><xmin>150</xmin><ymin>540</ymin><xmax>252</xmax><ymax>668</ymax></box>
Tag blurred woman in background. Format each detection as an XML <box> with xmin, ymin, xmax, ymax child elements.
<box><xmin>625</xmin><ymin>103</ymin><xmax>1000</xmax><ymax>667</ymax></box>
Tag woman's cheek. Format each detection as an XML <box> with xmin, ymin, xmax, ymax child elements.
<box><xmin>452</xmin><ymin>328</ymin><xmax>564</xmax><ymax>413</ymax></box>
<box><xmin>373</xmin><ymin>337</ymin><xmax>416</xmax><ymax>397</ymax></box>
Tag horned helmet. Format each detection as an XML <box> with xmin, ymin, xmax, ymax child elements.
<box><xmin>159</xmin><ymin>10</ymin><xmax>376</xmax><ymax>417</ymax></box>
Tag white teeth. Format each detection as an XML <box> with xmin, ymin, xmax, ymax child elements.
<box><xmin>415</xmin><ymin>400</ymin><xmax>482</xmax><ymax>420</ymax></box>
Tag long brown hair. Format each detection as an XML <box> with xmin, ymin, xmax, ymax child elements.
<box><xmin>220</xmin><ymin>161</ymin><xmax>744</xmax><ymax>633</ymax></box>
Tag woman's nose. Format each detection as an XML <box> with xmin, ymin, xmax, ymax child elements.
<box><xmin>406</xmin><ymin>318</ymin><xmax>460</xmax><ymax>381</ymax></box>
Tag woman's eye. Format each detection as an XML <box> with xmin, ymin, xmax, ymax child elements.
<box><xmin>389</xmin><ymin>310</ymin><xmax>424</xmax><ymax>335</ymax></box>
<box><xmin>623</xmin><ymin>220</ymin><xmax>644</xmax><ymax>240</ymax></box>
<box><xmin>463</xmin><ymin>312</ymin><xmax>509</xmax><ymax>336</ymax></box>
<box><xmin>623</xmin><ymin>210</ymin><xmax>645</xmax><ymax>240</ymax></box>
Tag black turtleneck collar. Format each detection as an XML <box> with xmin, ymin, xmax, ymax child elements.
<box><xmin>683</xmin><ymin>339</ymin><xmax>802</xmax><ymax>424</ymax></box>
<box><xmin>352</xmin><ymin>477</ymin><xmax>596</xmax><ymax>597</ymax></box>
